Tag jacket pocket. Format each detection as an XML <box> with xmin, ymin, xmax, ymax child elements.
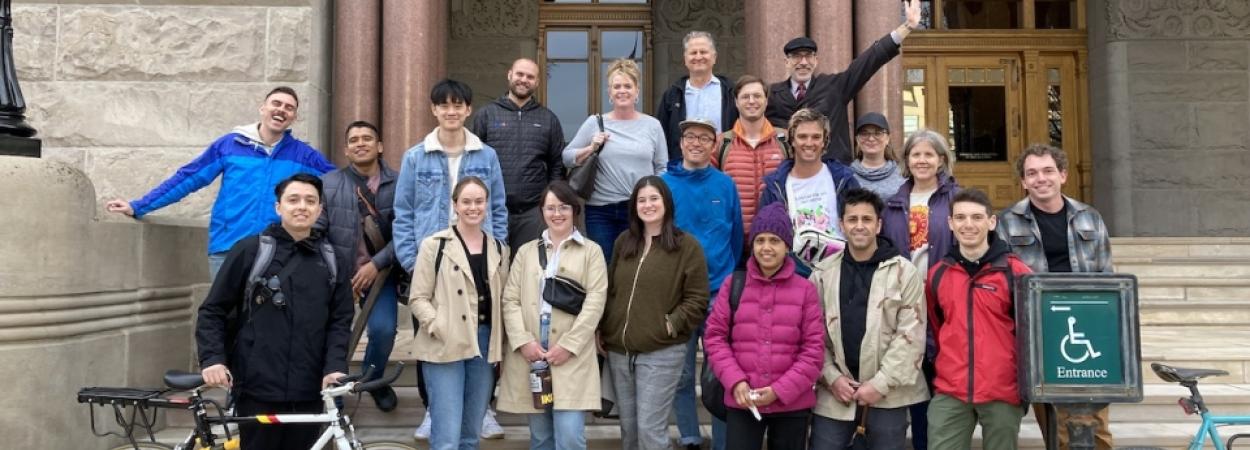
<box><xmin>1007</xmin><ymin>233</ymin><xmax>1036</xmax><ymax>247</ymax></box>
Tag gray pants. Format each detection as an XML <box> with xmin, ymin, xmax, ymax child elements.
<box><xmin>809</xmin><ymin>406</ymin><xmax>911</xmax><ymax>450</ymax></box>
<box><xmin>607</xmin><ymin>344</ymin><xmax>687</xmax><ymax>450</ymax></box>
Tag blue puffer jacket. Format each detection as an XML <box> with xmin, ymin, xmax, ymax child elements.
<box><xmin>662</xmin><ymin>161</ymin><xmax>743</xmax><ymax>294</ymax></box>
<box><xmin>129</xmin><ymin>125</ymin><xmax>335</xmax><ymax>254</ymax></box>
<box><xmin>393</xmin><ymin>129</ymin><xmax>509</xmax><ymax>273</ymax></box>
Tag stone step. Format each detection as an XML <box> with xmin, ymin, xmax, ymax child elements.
<box><xmin>1140</xmin><ymin>299</ymin><xmax>1250</xmax><ymax>326</ymax></box>
<box><xmin>154</xmin><ymin>417</ymin><xmax>1250</xmax><ymax>449</ymax></box>
<box><xmin>1111</xmin><ymin>237</ymin><xmax>1250</xmax><ymax>259</ymax></box>
<box><xmin>1116</xmin><ymin>257</ymin><xmax>1250</xmax><ymax>279</ymax></box>
<box><xmin>1141</xmin><ymin>326</ymin><xmax>1250</xmax><ymax>384</ymax></box>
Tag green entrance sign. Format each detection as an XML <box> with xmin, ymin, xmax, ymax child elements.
<box><xmin>1040</xmin><ymin>291</ymin><xmax>1122</xmax><ymax>385</ymax></box>
<box><xmin>1016</xmin><ymin>273</ymin><xmax>1143</xmax><ymax>403</ymax></box>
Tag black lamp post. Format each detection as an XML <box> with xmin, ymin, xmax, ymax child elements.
<box><xmin>0</xmin><ymin>0</ymin><xmax>40</xmax><ymax>157</ymax></box>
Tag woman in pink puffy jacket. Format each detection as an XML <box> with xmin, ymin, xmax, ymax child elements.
<box><xmin>703</xmin><ymin>202</ymin><xmax>825</xmax><ymax>450</ymax></box>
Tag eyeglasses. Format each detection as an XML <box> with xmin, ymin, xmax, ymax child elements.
<box><xmin>857</xmin><ymin>130</ymin><xmax>888</xmax><ymax>139</ymax></box>
<box><xmin>681</xmin><ymin>133</ymin><xmax>715</xmax><ymax>145</ymax></box>
<box><xmin>787</xmin><ymin>53</ymin><xmax>816</xmax><ymax>63</ymax></box>
<box><xmin>543</xmin><ymin>204</ymin><xmax>573</xmax><ymax>215</ymax></box>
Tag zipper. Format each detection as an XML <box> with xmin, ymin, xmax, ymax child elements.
<box><xmin>619</xmin><ymin>245</ymin><xmax>651</xmax><ymax>355</ymax></box>
<box><xmin>964</xmin><ymin>263</ymin><xmax>1005</xmax><ymax>404</ymax></box>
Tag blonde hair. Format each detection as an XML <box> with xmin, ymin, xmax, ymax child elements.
<box><xmin>606</xmin><ymin>58</ymin><xmax>641</xmax><ymax>86</ymax></box>
<box><xmin>899</xmin><ymin>128</ymin><xmax>955</xmax><ymax>178</ymax></box>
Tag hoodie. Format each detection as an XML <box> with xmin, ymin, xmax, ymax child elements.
<box><xmin>839</xmin><ymin>237</ymin><xmax>902</xmax><ymax>378</ymax></box>
<box><xmin>662</xmin><ymin>161</ymin><xmax>745</xmax><ymax>293</ymax></box>
<box><xmin>129</xmin><ymin>123</ymin><xmax>336</xmax><ymax>254</ymax></box>
<box><xmin>850</xmin><ymin>159</ymin><xmax>905</xmax><ymax>198</ymax></box>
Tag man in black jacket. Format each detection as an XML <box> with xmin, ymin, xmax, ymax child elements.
<box><xmin>317</xmin><ymin>120</ymin><xmax>401</xmax><ymax>412</ymax></box>
<box><xmin>197</xmin><ymin>173</ymin><xmax>354</xmax><ymax>450</ymax></box>
<box><xmin>764</xmin><ymin>0</ymin><xmax>922</xmax><ymax>164</ymax></box>
<box><xmin>470</xmin><ymin>58</ymin><xmax>566</xmax><ymax>252</ymax></box>
<box><xmin>656</xmin><ymin>31</ymin><xmax>737</xmax><ymax>164</ymax></box>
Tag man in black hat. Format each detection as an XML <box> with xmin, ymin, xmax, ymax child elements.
<box><xmin>764</xmin><ymin>0</ymin><xmax>922</xmax><ymax>164</ymax></box>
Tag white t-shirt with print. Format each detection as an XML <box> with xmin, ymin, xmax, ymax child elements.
<box><xmin>785</xmin><ymin>165</ymin><xmax>844</xmax><ymax>247</ymax></box>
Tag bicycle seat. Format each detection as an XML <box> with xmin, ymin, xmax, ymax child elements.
<box><xmin>164</xmin><ymin>370</ymin><xmax>206</xmax><ymax>390</ymax></box>
<box><xmin>1151</xmin><ymin>363</ymin><xmax>1228</xmax><ymax>383</ymax></box>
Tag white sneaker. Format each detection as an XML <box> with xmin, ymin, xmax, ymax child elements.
<box><xmin>480</xmin><ymin>408</ymin><xmax>504</xmax><ymax>439</ymax></box>
<box><xmin>413</xmin><ymin>411</ymin><xmax>431</xmax><ymax>440</ymax></box>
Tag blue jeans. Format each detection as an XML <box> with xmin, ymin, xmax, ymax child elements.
<box><xmin>362</xmin><ymin>276</ymin><xmax>399</xmax><ymax>381</ymax></box>
<box><xmin>422</xmin><ymin>324</ymin><xmax>494</xmax><ymax>450</ymax></box>
<box><xmin>208</xmin><ymin>252</ymin><xmax>228</xmax><ymax>280</ymax></box>
<box><xmin>529</xmin><ymin>410</ymin><xmax>587</xmax><ymax>450</ymax></box>
<box><xmin>674</xmin><ymin>290</ymin><xmax>725</xmax><ymax>449</ymax></box>
<box><xmin>584</xmin><ymin>201</ymin><xmax>630</xmax><ymax>262</ymax></box>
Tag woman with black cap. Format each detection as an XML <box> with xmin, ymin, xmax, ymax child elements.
<box><xmin>850</xmin><ymin>112</ymin><xmax>905</xmax><ymax>198</ymax></box>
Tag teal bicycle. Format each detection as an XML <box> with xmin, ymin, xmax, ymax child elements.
<box><xmin>1147</xmin><ymin>363</ymin><xmax>1250</xmax><ymax>450</ymax></box>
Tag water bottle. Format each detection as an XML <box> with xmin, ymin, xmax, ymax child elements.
<box><xmin>531</xmin><ymin>313</ymin><xmax>554</xmax><ymax>409</ymax></box>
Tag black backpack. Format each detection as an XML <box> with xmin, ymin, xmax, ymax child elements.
<box><xmin>700</xmin><ymin>270</ymin><xmax>747</xmax><ymax>421</ymax></box>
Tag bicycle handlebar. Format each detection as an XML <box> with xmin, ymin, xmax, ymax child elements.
<box><xmin>352</xmin><ymin>363</ymin><xmax>405</xmax><ymax>394</ymax></box>
<box><xmin>337</xmin><ymin>364</ymin><xmax>376</xmax><ymax>385</ymax></box>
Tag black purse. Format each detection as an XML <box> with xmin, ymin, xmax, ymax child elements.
<box><xmin>567</xmin><ymin>114</ymin><xmax>605</xmax><ymax>200</ymax></box>
<box><xmin>537</xmin><ymin>240</ymin><xmax>587</xmax><ymax>315</ymax></box>
<box><xmin>701</xmin><ymin>270</ymin><xmax>745</xmax><ymax>421</ymax></box>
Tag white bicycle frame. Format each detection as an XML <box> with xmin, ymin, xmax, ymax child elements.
<box><xmin>177</xmin><ymin>383</ymin><xmax>364</xmax><ymax>450</ymax></box>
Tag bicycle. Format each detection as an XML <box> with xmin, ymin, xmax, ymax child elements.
<box><xmin>77</xmin><ymin>364</ymin><xmax>416</xmax><ymax>450</ymax></box>
<box><xmin>1132</xmin><ymin>362</ymin><xmax>1250</xmax><ymax>450</ymax></box>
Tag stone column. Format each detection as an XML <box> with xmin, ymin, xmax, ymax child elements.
<box><xmin>809</xmin><ymin>0</ymin><xmax>852</xmax><ymax>77</ymax></box>
<box><xmin>809</xmin><ymin>0</ymin><xmax>853</xmax><ymax>143</ymax></box>
<box><xmin>854</xmin><ymin>0</ymin><xmax>903</xmax><ymax>151</ymax></box>
<box><xmin>745</xmin><ymin>0</ymin><xmax>805</xmax><ymax>83</ymax></box>
<box><xmin>381</xmin><ymin>0</ymin><xmax>447</xmax><ymax>170</ymax></box>
<box><xmin>331</xmin><ymin>0</ymin><xmax>381</xmax><ymax>167</ymax></box>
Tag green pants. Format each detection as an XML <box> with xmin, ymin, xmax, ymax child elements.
<box><xmin>927</xmin><ymin>394</ymin><xmax>1025</xmax><ymax>450</ymax></box>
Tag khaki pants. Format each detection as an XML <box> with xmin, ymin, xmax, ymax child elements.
<box><xmin>1033</xmin><ymin>403</ymin><xmax>1113</xmax><ymax>450</ymax></box>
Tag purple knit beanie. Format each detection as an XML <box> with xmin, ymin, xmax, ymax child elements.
<box><xmin>750</xmin><ymin>203</ymin><xmax>794</xmax><ymax>247</ymax></box>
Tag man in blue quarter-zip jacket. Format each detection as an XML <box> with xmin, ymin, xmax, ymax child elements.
<box><xmin>105</xmin><ymin>87</ymin><xmax>336</xmax><ymax>279</ymax></box>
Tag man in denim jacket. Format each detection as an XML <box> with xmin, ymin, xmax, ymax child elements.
<box><xmin>998</xmin><ymin>143</ymin><xmax>1114</xmax><ymax>449</ymax></box>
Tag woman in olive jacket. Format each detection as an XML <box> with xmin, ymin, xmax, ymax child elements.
<box><xmin>409</xmin><ymin>176</ymin><xmax>510</xmax><ymax>450</ymax></box>
<box><xmin>599</xmin><ymin>176</ymin><xmax>709</xmax><ymax>450</ymax></box>
<box><xmin>498</xmin><ymin>181</ymin><xmax>609</xmax><ymax>450</ymax></box>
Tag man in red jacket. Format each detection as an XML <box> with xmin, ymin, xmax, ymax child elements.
<box><xmin>926</xmin><ymin>188</ymin><xmax>1033</xmax><ymax>450</ymax></box>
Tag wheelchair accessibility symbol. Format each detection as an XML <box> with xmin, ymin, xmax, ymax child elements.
<box><xmin>1060</xmin><ymin>316</ymin><xmax>1102</xmax><ymax>364</ymax></box>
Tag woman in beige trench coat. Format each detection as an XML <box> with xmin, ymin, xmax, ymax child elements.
<box><xmin>498</xmin><ymin>181</ymin><xmax>609</xmax><ymax>450</ymax></box>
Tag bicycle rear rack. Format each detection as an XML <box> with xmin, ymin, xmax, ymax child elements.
<box><xmin>77</xmin><ymin>386</ymin><xmax>168</xmax><ymax>448</ymax></box>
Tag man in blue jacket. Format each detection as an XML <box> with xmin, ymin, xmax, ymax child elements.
<box><xmin>105</xmin><ymin>87</ymin><xmax>336</xmax><ymax>278</ymax></box>
<box><xmin>661</xmin><ymin>117</ymin><xmax>743</xmax><ymax>450</ymax></box>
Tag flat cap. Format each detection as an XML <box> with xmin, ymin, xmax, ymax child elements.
<box><xmin>784</xmin><ymin>37</ymin><xmax>818</xmax><ymax>55</ymax></box>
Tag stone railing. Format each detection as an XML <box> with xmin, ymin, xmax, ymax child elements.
<box><xmin>0</xmin><ymin>156</ymin><xmax>208</xmax><ymax>449</ymax></box>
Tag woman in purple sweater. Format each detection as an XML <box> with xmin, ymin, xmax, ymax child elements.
<box><xmin>703</xmin><ymin>203</ymin><xmax>825</xmax><ymax>450</ymax></box>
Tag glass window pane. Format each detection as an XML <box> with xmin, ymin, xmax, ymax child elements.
<box><xmin>948</xmin><ymin>86</ymin><xmax>1007</xmax><ymax>161</ymax></box>
<box><xmin>1048</xmin><ymin>68</ymin><xmax>1063</xmax><ymax>148</ymax></box>
<box><xmin>599</xmin><ymin>0</ymin><xmax>648</xmax><ymax>3</ymax></box>
<box><xmin>547</xmin><ymin>62</ymin><xmax>589</xmax><ymax>142</ymax></box>
<box><xmin>601</xmin><ymin>61</ymin><xmax>645</xmax><ymax>113</ymax></box>
<box><xmin>602</xmin><ymin>31</ymin><xmax>644</xmax><ymax>60</ymax></box>
<box><xmin>546</xmin><ymin>0</ymin><xmax>592</xmax><ymax>3</ymax></box>
<box><xmin>904</xmin><ymin>68</ymin><xmax>927</xmax><ymax>135</ymax></box>
<box><xmin>1036</xmin><ymin>0</ymin><xmax>1074</xmax><ymax>29</ymax></box>
<box><xmin>547</xmin><ymin>31</ymin><xmax>588</xmax><ymax>59</ymax></box>
<box><xmin>942</xmin><ymin>1</ymin><xmax>1020</xmax><ymax>29</ymax></box>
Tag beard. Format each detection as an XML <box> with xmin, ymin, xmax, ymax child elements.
<box><xmin>509</xmin><ymin>82</ymin><xmax>533</xmax><ymax>100</ymax></box>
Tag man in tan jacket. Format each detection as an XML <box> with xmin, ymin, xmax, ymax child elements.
<box><xmin>806</xmin><ymin>187</ymin><xmax>928</xmax><ymax>449</ymax></box>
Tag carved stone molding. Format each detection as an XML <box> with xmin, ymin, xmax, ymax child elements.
<box><xmin>653</xmin><ymin>0</ymin><xmax>744</xmax><ymax>37</ymax></box>
<box><xmin>1107</xmin><ymin>0</ymin><xmax>1250</xmax><ymax>40</ymax></box>
<box><xmin>451</xmin><ymin>0</ymin><xmax>537</xmax><ymax>39</ymax></box>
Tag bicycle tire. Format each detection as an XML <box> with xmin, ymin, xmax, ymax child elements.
<box><xmin>107</xmin><ymin>443</ymin><xmax>174</xmax><ymax>450</ymax></box>
<box><xmin>358</xmin><ymin>442</ymin><xmax>418</xmax><ymax>450</ymax></box>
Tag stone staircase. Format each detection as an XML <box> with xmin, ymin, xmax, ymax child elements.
<box><xmin>153</xmin><ymin>237</ymin><xmax>1250</xmax><ymax>449</ymax></box>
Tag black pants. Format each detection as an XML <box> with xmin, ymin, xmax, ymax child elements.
<box><xmin>235</xmin><ymin>396</ymin><xmax>323</xmax><ymax>450</ymax></box>
<box><xmin>725</xmin><ymin>407</ymin><xmax>811</xmax><ymax>450</ymax></box>
<box><xmin>507</xmin><ymin>204</ymin><xmax>546</xmax><ymax>257</ymax></box>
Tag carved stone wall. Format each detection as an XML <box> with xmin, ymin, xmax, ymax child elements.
<box><xmin>13</xmin><ymin>1</ymin><xmax>332</xmax><ymax>224</ymax></box>
<box><xmin>652</xmin><ymin>0</ymin><xmax>746</xmax><ymax>108</ymax></box>
<box><xmin>448</xmin><ymin>0</ymin><xmax>540</xmax><ymax>107</ymax></box>
<box><xmin>1090</xmin><ymin>0</ymin><xmax>1250</xmax><ymax>236</ymax></box>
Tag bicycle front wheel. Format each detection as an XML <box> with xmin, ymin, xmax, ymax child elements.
<box><xmin>359</xmin><ymin>442</ymin><xmax>418</xmax><ymax>450</ymax></box>
<box><xmin>108</xmin><ymin>443</ymin><xmax>174</xmax><ymax>450</ymax></box>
